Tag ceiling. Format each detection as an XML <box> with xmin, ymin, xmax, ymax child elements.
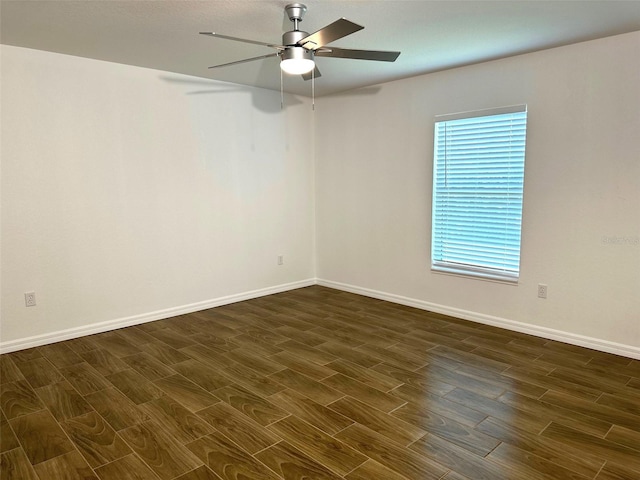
<box><xmin>2</xmin><ymin>1</ymin><xmax>640</xmax><ymax>97</ymax></box>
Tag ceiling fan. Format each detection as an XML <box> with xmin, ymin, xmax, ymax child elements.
<box><xmin>200</xmin><ymin>3</ymin><xmax>400</xmax><ymax>81</ymax></box>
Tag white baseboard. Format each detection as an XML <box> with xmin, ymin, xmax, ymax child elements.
<box><xmin>0</xmin><ymin>279</ymin><xmax>316</xmax><ymax>354</ymax></box>
<box><xmin>317</xmin><ymin>279</ymin><xmax>640</xmax><ymax>360</ymax></box>
<box><xmin>4</xmin><ymin>277</ymin><xmax>639</xmax><ymax>361</ymax></box>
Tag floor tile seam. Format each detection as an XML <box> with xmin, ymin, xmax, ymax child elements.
<box><xmin>603</xmin><ymin>424</ymin><xmax>640</xmax><ymax>453</ymax></box>
<box><xmin>95</xmin><ymin>451</ymin><xmax>162</xmax><ymax>480</ymax></box>
<box><xmin>324</xmin><ymin>394</ymin><xmax>415</xmax><ymax>434</ymax></box>
<box><xmin>22</xmin><ymin>406</ymin><xmax>98</xmax><ymax>472</ymax></box>
<box><xmin>489</xmin><ymin>418</ymin><xmax>607</xmax><ymax>479</ymax></box>
<box><xmin>437</xmin><ymin>390</ymin><xmax>491</xmax><ymax>427</ymax></box>
<box><xmin>265</xmin><ymin>413</ymin><xmax>367</xmax><ymax>476</ymax></box>
<box><xmin>465</xmin><ymin>342</ymin><xmax>545</xmax><ymax>365</ymax></box>
<box><xmin>537</xmin><ymin>390</ymin><xmax>640</xmax><ymax>433</ymax></box>
<box><xmin>483</xmin><ymin>442</ymin><xmax>600</xmax><ymax>480</ymax></box>
<box><xmin>119</xmin><ymin>420</ymin><xmax>205</xmax><ymax>478</ymax></box>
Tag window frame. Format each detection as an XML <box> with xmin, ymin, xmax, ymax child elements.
<box><xmin>431</xmin><ymin>104</ymin><xmax>528</xmax><ymax>283</ymax></box>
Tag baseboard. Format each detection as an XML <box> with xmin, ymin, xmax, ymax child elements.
<box><xmin>317</xmin><ymin>279</ymin><xmax>640</xmax><ymax>360</ymax></box>
<box><xmin>0</xmin><ymin>279</ymin><xmax>317</xmax><ymax>354</ymax></box>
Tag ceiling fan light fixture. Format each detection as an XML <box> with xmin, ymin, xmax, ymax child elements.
<box><xmin>280</xmin><ymin>47</ymin><xmax>315</xmax><ymax>75</ymax></box>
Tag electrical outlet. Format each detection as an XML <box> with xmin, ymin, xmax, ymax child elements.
<box><xmin>25</xmin><ymin>292</ymin><xmax>36</xmax><ymax>307</ymax></box>
<box><xmin>277</xmin><ymin>255</ymin><xmax>284</xmax><ymax>265</ymax></box>
<box><xmin>537</xmin><ymin>284</ymin><xmax>548</xmax><ymax>299</ymax></box>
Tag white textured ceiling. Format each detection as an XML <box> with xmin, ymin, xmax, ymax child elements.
<box><xmin>2</xmin><ymin>1</ymin><xmax>640</xmax><ymax>97</ymax></box>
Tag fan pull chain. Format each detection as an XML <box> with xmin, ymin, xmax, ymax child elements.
<box><xmin>312</xmin><ymin>67</ymin><xmax>315</xmax><ymax>111</ymax></box>
<box><xmin>280</xmin><ymin>66</ymin><xmax>284</xmax><ymax>110</ymax></box>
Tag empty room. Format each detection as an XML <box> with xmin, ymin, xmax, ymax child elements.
<box><xmin>1</xmin><ymin>1</ymin><xmax>639</xmax><ymax>479</ymax></box>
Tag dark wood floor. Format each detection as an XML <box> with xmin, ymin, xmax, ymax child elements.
<box><xmin>1</xmin><ymin>286</ymin><xmax>639</xmax><ymax>480</ymax></box>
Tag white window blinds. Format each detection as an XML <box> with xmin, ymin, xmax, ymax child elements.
<box><xmin>431</xmin><ymin>105</ymin><xmax>527</xmax><ymax>282</ymax></box>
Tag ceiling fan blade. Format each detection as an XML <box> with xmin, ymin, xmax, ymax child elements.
<box><xmin>297</xmin><ymin>18</ymin><xmax>364</xmax><ymax>50</ymax></box>
<box><xmin>301</xmin><ymin>66</ymin><xmax>322</xmax><ymax>81</ymax></box>
<box><xmin>208</xmin><ymin>53</ymin><xmax>279</xmax><ymax>69</ymax></box>
<box><xmin>200</xmin><ymin>32</ymin><xmax>282</xmax><ymax>49</ymax></box>
<box><xmin>315</xmin><ymin>47</ymin><xmax>400</xmax><ymax>62</ymax></box>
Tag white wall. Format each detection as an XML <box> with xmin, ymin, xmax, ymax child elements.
<box><xmin>3</xmin><ymin>32</ymin><xmax>639</xmax><ymax>358</ymax></box>
<box><xmin>315</xmin><ymin>32</ymin><xmax>640</xmax><ymax>356</ymax></box>
<box><xmin>1</xmin><ymin>46</ymin><xmax>315</xmax><ymax>350</ymax></box>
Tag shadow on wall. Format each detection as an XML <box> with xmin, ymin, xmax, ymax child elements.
<box><xmin>158</xmin><ymin>74</ymin><xmax>303</xmax><ymax>114</ymax></box>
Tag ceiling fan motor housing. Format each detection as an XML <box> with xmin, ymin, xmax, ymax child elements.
<box><xmin>282</xmin><ymin>30</ymin><xmax>310</xmax><ymax>47</ymax></box>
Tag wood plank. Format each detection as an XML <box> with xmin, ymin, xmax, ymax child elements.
<box><xmin>153</xmin><ymin>374</ymin><xmax>219</xmax><ymax>412</ymax></box>
<box><xmin>14</xmin><ymin>357</ymin><xmax>64</xmax><ymax>388</ymax></box>
<box><xmin>174</xmin><ymin>465</ymin><xmax>221</xmax><ymax>480</ymax></box>
<box><xmin>9</xmin><ymin>410</ymin><xmax>75</xmax><ymax>464</ymax></box>
<box><xmin>39</xmin><ymin>342</ymin><xmax>85</xmax><ymax>368</ymax></box>
<box><xmin>391</xmin><ymin>401</ymin><xmax>500</xmax><ymax>457</ymax></box>
<box><xmin>315</xmin><ymin>342</ymin><xmax>381</xmax><ymax>368</ymax></box>
<box><xmin>140</xmin><ymin>395</ymin><xmax>214</xmax><ymax>444</ymax></box>
<box><xmin>120</xmin><ymin>421</ymin><xmax>202</xmax><ymax>480</ymax></box>
<box><xmin>595</xmin><ymin>462</ymin><xmax>640</xmax><ymax>480</ymax></box>
<box><xmin>186</xmin><ymin>431</ymin><xmax>280</xmax><ymax>480</ymax></box>
<box><xmin>57</xmin><ymin>362</ymin><xmax>111</xmax><ymax>396</ymax></box>
<box><xmin>255</xmin><ymin>441</ymin><xmax>343</xmax><ymax>480</ymax></box>
<box><xmin>179</xmin><ymin>345</ymin><xmax>235</xmax><ymax>370</ymax></box>
<box><xmin>327</xmin><ymin>396</ymin><xmax>426</xmax><ymax>446</ymax></box>
<box><xmin>321</xmin><ymin>373</ymin><xmax>405</xmax><ymax>413</ymax></box>
<box><xmin>325</xmin><ymin>359</ymin><xmax>402</xmax><ymax>392</ymax></box>
<box><xmin>32</xmin><ymin>449</ymin><xmax>98</xmax><ymax>479</ymax></box>
<box><xmin>0</xmin><ymin>448</ymin><xmax>39</xmax><ymax>480</ymax></box>
<box><xmin>487</xmin><ymin>441</ymin><xmax>592</xmax><ymax>480</ymax></box>
<box><xmin>230</xmin><ymin>334</ymin><xmax>284</xmax><ymax>356</ymax></box>
<box><xmin>372</xmin><ymin>362</ymin><xmax>456</xmax><ymax>396</ymax></box>
<box><xmin>64</xmin><ymin>336</ymin><xmax>101</xmax><ymax>355</ymax></box>
<box><xmin>443</xmin><ymin>388</ymin><xmax>548</xmax><ymax>434</ymax></box>
<box><xmin>540</xmin><ymin>389</ymin><xmax>640</xmax><ymax>433</ymax></box>
<box><xmin>84</xmin><ymin>387</ymin><xmax>150</xmax><ymax>432</ymax></box>
<box><xmin>106</xmin><ymin>369</ymin><xmax>164</xmax><ymax>405</ymax></box>
<box><xmin>277</xmin><ymin>340</ymin><xmax>337</xmax><ymax>365</ymax></box>
<box><xmin>391</xmin><ymin>385</ymin><xmax>487</xmax><ymax>428</ymax></box>
<box><xmin>140</xmin><ymin>341</ymin><xmax>191</xmax><ymax>366</ymax></box>
<box><xmin>122</xmin><ymin>352</ymin><xmax>177</xmax><ymax>381</ymax></box>
<box><xmin>268</xmin><ymin>415</ymin><xmax>367</xmax><ymax>476</ymax></box>
<box><xmin>213</xmin><ymin>384</ymin><xmax>288</xmax><ymax>427</ymax></box>
<box><xmin>0</xmin><ymin>380</ymin><xmax>44</xmax><ymax>420</ymax></box>
<box><xmin>224</xmin><ymin>349</ymin><xmax>286</xmax><ymax>377</ymax></box>
<box><xmin>80</xmin><ymin>349</ymin><xmax>130</xmax><ymax>376</ymax></box>
<box><xmin>94</xmin><ymin>453</ymin><xmax>162</xmax><ymax>480</ymax></box>
<box><xmin>34</xmin><ymin>380</ymin><xmax>93</xmax><ymax>421</ymax></box>
<box><xmin>498</xmin><ymin>391</ymin><xmax>612</xmax><ymax>437</ymax></box>
<box><xmin>604</xmin><ymin>424</ymin><xmax>640</xmax><ymax>452</ymax></box>
<box><xmin>475</xmin><ymin>416</ymin><xmax>604</xmax><ymax>477</ymax></box>
<box><xmin>147</xmin><ymin>328</ymin><xmax>197</xmax><ymax>350</ymax></box>
<box><xmin>335</xmin><ymin>424</ymin><xmax>447</xmax><ymax>480</ymax></box>
<box><xmin>410</xmin><ymin>432</ymin><xmax>518</xmax><ymax>480</ymax></box>
<box><xmin>268</xmin><ymin>351</ymin><xmax>336</xmax><ymax>381</ymax></box>
<box><xmin>196</xmin><ymin>402</ymin><xmax>280</xmax><ymax>455</ymax></box>
<box><xmin>0</xmin><ymin>356</ymin><xmax>24</xmax><ymax>385</ymax></box>
<box><xmin>267</xmin><ymin>389</ymin><xmax>353</xmax><ymax>436</ymax></box>
<box><xmin>0</xmin><ymin>410</ymin><xmax>19</xmax><ymax>453</ymax></box>
<box><xmin>345</xmin><ymin>459</ymin><xmax>410</xmax><ymax>480</ymax></box>
<box><xmin>61</xmin><ymin>411</ymin><xmax>132</xmax><ymax>468</ymax></box>
<box><xmin>171</xmin><ymin>359</ymin><xmax>233</xmax><ymax>392</ymax></box>
<box><xmin>91</xmin><ymin>332</ymin><xmax>141</xmax><ymax>358</ymax></box>
<box><xmin>269</xmin><ymin>368</ymin><xmax>343</xmax><ymax>405</ymax></box>
<box><xmin>355</xmin><ymin>344</ymin><xmax>427</xmax><ymax>371</ymax></box>
<box><xmin>540</xmin><ymin>421</ymin><xmax>640</xmax><ymax>472</ymax></box>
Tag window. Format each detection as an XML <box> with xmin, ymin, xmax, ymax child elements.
<box><xmin>431</xmin><ymin>105</ymin><xmax>527</xmax><ymax>282</ymax></box>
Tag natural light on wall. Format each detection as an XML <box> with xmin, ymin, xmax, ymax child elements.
<box><xmin>431</xmin><ymin>105</ymin><xmax>528</xmax><ymax>282</ymax></box>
